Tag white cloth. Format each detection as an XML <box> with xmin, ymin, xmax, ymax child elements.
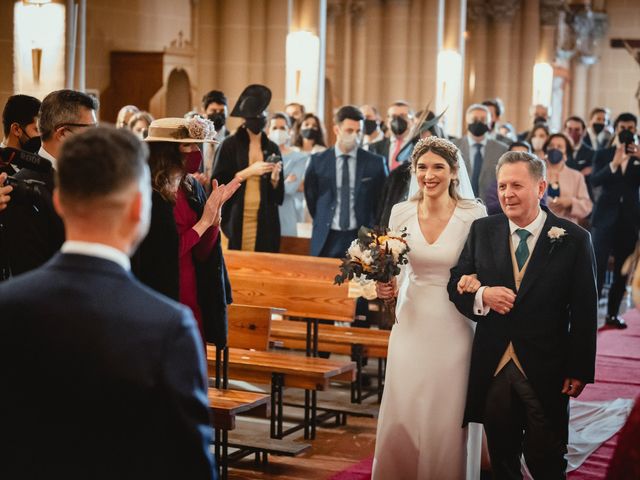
<box><xmin>372</xmin><ymin>200</ymin><xmax>487</xmax><ymax>480</ymax></box>
<box><xmin>61</xmin><ymin>240</ymin><xmax>131</xmax><ymax>271</ymax></box>
<box><xmin>474</xmin><ymin>208</ymin><xmax>547</xmax><ymax>315</ymax></box>
<box><xmin>38</xmin><ymin>145</ymin><xmax>57</xmax><ymax>170</ymax></box>
<box><xmin>332</xmin><ymin>145</ymin><xmax>358</xmax><ymax>231</ymax></box>
<box><xmin>520</xmin><ymin>398</ymin><xmax>635</xmax><ymax>478</ymax></box>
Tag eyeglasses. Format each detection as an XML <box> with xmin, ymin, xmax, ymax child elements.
<box><xmin>55</xmin><ymin>122</ymin><xmax>98</xmax><ymax>130</ymax></box>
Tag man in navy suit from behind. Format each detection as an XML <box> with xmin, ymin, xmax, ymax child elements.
<box><xmin>0</xmin><ymin>127</ymin><xmax>216</xmax><ymax>479</ymax></box>
<box><xmin>305</xmin><ymin>105</ymin><xmax>388</xmax><ymax>258</ymax></box>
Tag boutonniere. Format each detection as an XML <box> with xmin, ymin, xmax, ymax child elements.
<box><xmin>548</xmin><ymin>226</ymin><xmax>567</xmax><ymax>253</ymax></box>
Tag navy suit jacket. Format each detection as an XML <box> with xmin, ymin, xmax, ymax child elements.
<box><xmin>304</xmin><ymin>147</ymin><xmax>388</xmax><ymax>256</ymax></box>
<box><xmin>590</xmin><ymin>146</ymin><xmax>640</xmax><ymax>230</ymax></box>
<box><xmin>0</xmin><ymin>253</ymin><xmax>215</xmax><ymax>480</ymax></box>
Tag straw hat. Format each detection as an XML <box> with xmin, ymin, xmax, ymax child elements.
<box><xmin>144</xmin><ymin>117</ymin><xmax>217</xmax><ymax>143</ymax></box>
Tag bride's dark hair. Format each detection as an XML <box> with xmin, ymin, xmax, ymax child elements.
<box><xmin>410</xmin><ymin>136</ymin><xmax>461</xmax><ymax>201</ymax></box>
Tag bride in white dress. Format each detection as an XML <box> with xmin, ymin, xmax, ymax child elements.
<box><xmin>372</xmin><ymin>137</ymin><xmax>486</xmax><ymax>480</ymax></box>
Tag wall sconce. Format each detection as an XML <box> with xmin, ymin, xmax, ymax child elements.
<box><xmin>532</xmin><ymin>62</ymin><xmax>553</xmax><ymax>108</ymax></box>
<box><xmin>436</xmin><ymin>50</ymin><xmax>463</xmax><ymax>137</ymax></box>
<box><xmin>286</xmin><ymin>31</ymin><xmax>320</xmax><ymax>114</ymax></box>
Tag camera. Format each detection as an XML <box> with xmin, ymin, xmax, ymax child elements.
<box><xmin>4</xmin><ymin>176</ymin><xmax>46</xmax><ymax>203</ymax></box>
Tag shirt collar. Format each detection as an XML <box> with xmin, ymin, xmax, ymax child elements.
<box><xmin>0</xmin><ymin>140</ymin><xmax>7</xmax><ymax>149</ymax></box>
<box><xmin>38</xmin><ymin>145</ymin><xmax>57</xmax><ymax>170</ymax></box>
<box><xmin>467</xmin><ymin>134</ymin><xmax>487</xmax><ymax>149</ymax></box>
<box><xmin>508</xmin><ymin>207</ymin><xmax>546</xmax><ymax>237</ymax></box>
<box><xmin>61</xmin><ymin>240</ymin><xmax>131</xmax><ymax>271</ymax></box>
<box><xmin>335</xmin><ymin>144</ymin><xmax>357</xmax><ymax>159</ymax></box>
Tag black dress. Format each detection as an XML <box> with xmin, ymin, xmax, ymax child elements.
<box><xmin>212</xmin><ymin>126</ymin><xmax>284</xmax><ymax>252</ymax></box>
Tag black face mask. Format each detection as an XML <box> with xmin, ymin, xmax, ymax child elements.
<box><xmin>468</xmin><ymin>121</ymin><xmax>489</xmax><ymax>137</ymax></box>
<box><xmin>363</xmin><ymin>119</ymin><xmax>378</xmax><ymax>136</ymax></box>
<box><xmin>208</xmin><ymin>113</ymin><xmax>226</xmax><ymax>131</ymax></box>
<box><xmin>390</xmin><ymin>116</ymin><xmax>408</xmax><ymax>136</ymax></box>
<box><xmin>533</xmin><ymin>116</ymin><xmax>547</xmax><ymax>125</ymax></box>
<box><xmin>618</xmin><ymin>129</ymin><xmax>635</xmax><ymax>145</ymax></box>
<box><xmin>21</xmin><ymin>135</ymin><xmax>41</xmax><ymax>154</ymax></box>
<box><xmin>592</xmin><ymin>122</ymin><xmax>605</xmax><ymax>135</ymax></box>
<box><xmin>300</xmin><ymin>128</ymin><xmax>318</xmax><ymax>141</ymax></box>
<box><xmin>245</xmin><ymin>116</ymin><xmax>266</xmax><ymax>134</ymax></box>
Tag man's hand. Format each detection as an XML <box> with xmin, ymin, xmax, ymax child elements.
<box><xmin>561</xmin><ymin>378</ymin><xmax>585</xmax><ymax>398</ymax></box>
<box><xmin>552</xmin><ymin>197</ymin><xmax>572</xmax><ymax>209</ymax></box>
<box><xmin>457</xmin><ymin>274</ymin><xmax>481</xmax><ymax>294</ymax></box>
<box><xmin>482</xmin><ymin>286</ymin><xmax>516</xmax><ymax>315</ymax></box>
<box><xmin>0</xmin><ymin>172</ymin><xmax>12</xmax><ymax>212</ymax></box>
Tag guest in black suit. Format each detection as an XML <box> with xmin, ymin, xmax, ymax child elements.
<box><xmin>0</xmin><ymin>127</ymin><xmax>216</xmax><ymax>479</ymax></box>
<box><xmin>564</xmin><ymin>115</ymin><xmax>596</xmax><ymax>202</ymax></box>
<box><xmin>304</xmin><ymin>105</ymin><xmax>388</xmax><ymax>258</ymax></box>
<box><xmin>1</xmin><ymin>94</ymin><xmax>41</xmax><ymax>153</ymax></box>
<box><xmin>449</xmin><ymin>151</ymin><xmax>597</xmax><ymax>479</ymax></box>
<box><xmin>584</xmin><ymin>107</ymin><xmax>613</xmax><ymax>151</ymax></box>
<box><xmin>369</xmin><ymin>101</ymin><xmax>413</xmax><ymax>172</ymax></box>
<box><xmin>2</xmin><ymin>89</ymin><xmax>97</xmax><ymax>277</ymax></box>
<box><xmin>591</xmin><ymin>112</ymin><xmax>640</xmax><ymax>329</ymax></box>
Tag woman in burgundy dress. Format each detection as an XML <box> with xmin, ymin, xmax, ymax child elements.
<box><xmin>133</xmin><ymin>117</ymin><xmax>240</xmax><ymax>347</ymax></box>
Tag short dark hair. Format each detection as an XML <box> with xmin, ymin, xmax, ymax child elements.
<box><xmin>57</xmin><ymin>127</ymin><xmax>148</xmax><ymax>202</ymax></box>
<box><xmin>509</xmin><ymin>140</ymin><xmax>532</xmax><ymax>153</ymax></box>
<box><xmin>39</xmin><ymin>89</ymin><xmax>98</xmax><ymax>141</ymax></box>
<box><xmin>613</xmin><ymin>112</ymin><xmax>638</xmax><ymax>129</ymax></box>
<box><xmin>564</xmin><ymin>115</ymin><xmax>586</xmax><ymax>130</ymax></box>
<box><xmin>270</xmin><ymin>112</ymin><xmax>291</xmax><ymax>129</ymax></box>
<box><xmin>201</xmin><ymin>90</ymin><xmax>227</xmax><ymax>109</ymax></box>
<box><xmin>335</xmin><ymin>105</ymin><xmax>364</xmax><ymax>124</ymax></box>
<box><xmin>482</xmin><ymin>99</ymin><xmax>503</xmax><ymax>118</ymax></box>
<box><xmin>543</xmin><ymin>133</ymin><xmax>574</xmax><ymax>158</ymax></box>
<box><xmin>2</xmin><ymin>94</ymin><xmax>41</xmax><ymax>136</ymax></box>
<box><xmin>292</xmin><ymin>113</ymin><xmax>326</xmax><ymax>148</ymax></box>
<box><xmin>588</xmin><ymin>107</ymin><xmax>607</xmax><ymax>120</ymax></box>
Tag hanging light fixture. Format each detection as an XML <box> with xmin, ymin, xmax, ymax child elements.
<box><xmin>22</xmin><ymin>0</ymin><xmax>52</xmax><ymax>5</ymax></box>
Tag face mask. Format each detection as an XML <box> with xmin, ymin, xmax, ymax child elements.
<box><xmin>183</xmin><ymin>150</ymin><xmax>203</xmax><ymax>174</ymax></box>
<box><xmin>468</xmin><ymin>121</ymin><xmax>489</xmax><ymax>137</ymax></box>
<box><xmin>618</xmin><ymin>129</ymin><xmax>635</xmax><ymax>145</ymax></box>
<box><xmin>531</xmin><ymin>137</ymin><xmax>545</xmax><ymax>151</ymax></box>
<box><xmin>339</xmin><ymin>131</ymin><xmax>360</xmax><ymax>152</ymax></box>
<box><xmin>546</xmin><ymin>149</ymin><xmax>564</xmax><ymax>165</ymax></box>
<box><xmin>245</xmin><ymin>116</ymin><xmax>266</xmax><ymax>134</ymax></box>
<box><xmin>567</xmin><ymin>131</ymin><xmax>582</xmax><ymax>147</ymax></box>
<box><xmin>533</xmin><ymin>116</ymin><xmax>547</xmax><ymax>125</ymax></box>
<box><xmin>390</xmin><ymin>116</ymin><xmax>408</xmax><ymax>136</ymax></box>
<box><xmin>268</xmin><ymin>129</ymin><xmax>289</xmax><ymax>146</ymax></box>
<box><xmin>20</xmin><ymin>135</ymin><xmax>41</xmax><ymax>154</ymax></box>
<box><xmin>592</xmin><ymin>122</ymin><xmax>605</xmax><ymax>135</ymax></box>
<box><xmin>208</xmin><ymin>113</ymin><xmax>226</xmax><ymax>131</ymax></box>
<box><xmin>363</xmin><ymin>119</ymin><xmax>378</xmax><ymax>136</ymax></box>
<box><xmin>300</xmin><ymin>128</ymin><xmax>318</xmax><ymax>141</ymax></box>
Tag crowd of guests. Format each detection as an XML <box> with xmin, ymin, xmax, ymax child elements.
<box><xmin>0</xmin><ymin>84</ymin><xmax>638</xmax><ymax>477</ymax></box>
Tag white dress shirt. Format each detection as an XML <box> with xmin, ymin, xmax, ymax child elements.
<box><xmin>61</xmin><ymin>240</ymin><xmax>131</xmax><ymax>271</ymax></box>
<box><xmin>332</xmin><ymin>144</ymin><xmax>358</xmax><ymax>231</ymax></box>
<box><xmin>38</xmin><ymin>145</ymin><xmax>57</xmax><ymax>170</ymax></box>
<box><xmin>473</xmin><ymin>208</ymin><xmax>547</xmax><ymax>315</ymax></box>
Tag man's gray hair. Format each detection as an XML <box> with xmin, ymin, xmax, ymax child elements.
<box><xmin>465</xmin><ymin>103</ymin><xmax>491</xmax><ymax>119</ymax></box>
<box><xmin>39</xmin><ymin>89</ymin><xmax>99</xmax><ymax>141</ymax></box>
<box><xmin>496</xmin><ymin>151</ymin><xmax>546</xmax><ymax>181</ymax></box>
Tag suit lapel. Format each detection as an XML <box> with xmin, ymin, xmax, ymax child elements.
<box><xmin>459</xmin><ymin>140</ymin><xmax>472</xmax><ymax>176</ymax></box>
<box><xmin>354</xmin><ymin>149</ymin><xmax>366</xmax><ymax>199</ymax></box>
<box><xmin>514</xmin><ymin>209</ymin><xmax>556</xmax><ymax>303</ymax></box>
<box><xmin>328</xmin><ymin>148</ymin><xmax>337</xmax><ymax>198</ymax></box>
<box><xmin>491</xmin><ymin>216</ymin><xmax>517</xmax><ymax>292</ymax></box>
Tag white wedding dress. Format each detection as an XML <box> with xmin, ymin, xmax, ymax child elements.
<box><xmin>372</xmin><ymin>199</ymin><xmax>486</xmax><ymax>480</ymax></box>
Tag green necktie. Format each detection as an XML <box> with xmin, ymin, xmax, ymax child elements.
<box><xmin>515</xmin><ymin>229</ymin><xmax>531</xmax><ymax>271</ymax></box>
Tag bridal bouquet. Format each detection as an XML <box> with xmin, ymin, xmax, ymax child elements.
<box><xmin>334</xmin><ymin>226</ymin><xmax>410</xmax><ymax>286</ymax></box>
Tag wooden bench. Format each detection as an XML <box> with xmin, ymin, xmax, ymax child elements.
<box><xmin>271</xmin><ymin>319</ymin><xmax>389</xmax><ymax>403</ymax></box>
<box><xmin>279</xmin><ymin>235</ymin><xmax>311</xmax><ymax>256</ymax></box>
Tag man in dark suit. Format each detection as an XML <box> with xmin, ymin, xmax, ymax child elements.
<box><xmin>305</xmin><ymin>105</ymin><xmax>387</xmax><ymax>258</ymax></box>
<box><xmin>0</xmin><ymin>127</ymin><xmax>216</xmax><ymax>479</ymax></box>
<box><xmin>449</xmin><ymin>151</ymin><xmax>597</xmax><ymax>479</ymax></box>
<box><xmin>591</xmin><ymin>112</ymin><xmax>640</xmax><ymax>329</ymax></box>
<box><xmin>369</xmin><ymin>100</ymin><xmax>413</xmax><ymax>172</ymax></box>
<box><xmin>2</xmin><ymin>89</ymin><xmax>98</xmax><ymax>278</ymax></box>
<box><xmin>564</xmin><ymin>115</ymin><xmax>596</xmax><ymax>200</ymax></box>
<box><xmin>453</xmin><ymin>104</ymin><xmax>508</xmax><ymax>203</ymax></box>
<box><xmin>583</xmin><ymin>107</ymin><xmax>613</xmax><ymax>151</ymax></box>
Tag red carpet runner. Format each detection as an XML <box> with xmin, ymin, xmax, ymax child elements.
<box><xmin>331</xmin><ymin>309</ymin><xmax>640</xmax><ymax>480</ymax></box>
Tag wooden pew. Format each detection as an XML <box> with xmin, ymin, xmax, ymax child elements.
<box><xmin>279</xmin><ymin>236</ymin><xmax>311</xmax><ymax>256</ymax></box>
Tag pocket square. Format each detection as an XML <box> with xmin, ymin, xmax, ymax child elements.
<box><xmin>634</xmin><ymin>160</ymin><xmax>640</xmax><ymax>166</ymax></box>
<box><xmin>361</xmin><ymin>177</ymin><xmax>372</xmax><ymax>182</ymax></box>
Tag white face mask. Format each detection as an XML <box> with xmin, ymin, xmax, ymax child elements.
<box><xmin>339</xmin><ymin>131</ymin><xmax>361</xmax><ymax>152</ymax></box>
<box><xmin>268</xmin><ymin>129</ymin><xmax>289</xmax><ymax>146</ymax></box>
<box><xmin>531</xmin><ymin>137</ymin><xmax>545</xmax><ymax>151</ymax></box>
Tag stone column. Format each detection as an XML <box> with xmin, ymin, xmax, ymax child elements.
<box><xmin>382</xmin><ymin>0</ymin><xmax>410</xmax><ymax>108</ymax></box>
<box><xmin>249</xmin><ymin>0</ymin><xmax>267</xmax><ymax>81</ymax></box>
<box><xmin>419</xmin><ymin>0</ymin><xmax>444</xmax><ymax>110</ymax></box>
<box><xmin>363</xmin><ymin>0</ymin><xmax>384</xmax><ymax>108</ymax></box>
<box><xmin>466</xmin><ymin>0</ymin><xmax>489</xmax><ymax>104</ymax></box>
<box><xmin>440</xmin><ymin>0</ymin><xmax>467</xmax><ymax>137</ymax></box>
<box><xmin>265</xmin><ymin>0</ymin><xmax>288</xmax><ymax>110</ymax></box>
<box><xmin>0</xmin><ymin>0</ymin><xmax>14</xmax><ymax>108</ymax></box>
<box><xmin>350</xmin><ymin>1</ymin><xmax>367</xmax><ymax>105</ymax></box>
<box><xmin>517</xmin><ymin>0</ymin><xmax>540</xmax><ymax>130</ymax></box>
